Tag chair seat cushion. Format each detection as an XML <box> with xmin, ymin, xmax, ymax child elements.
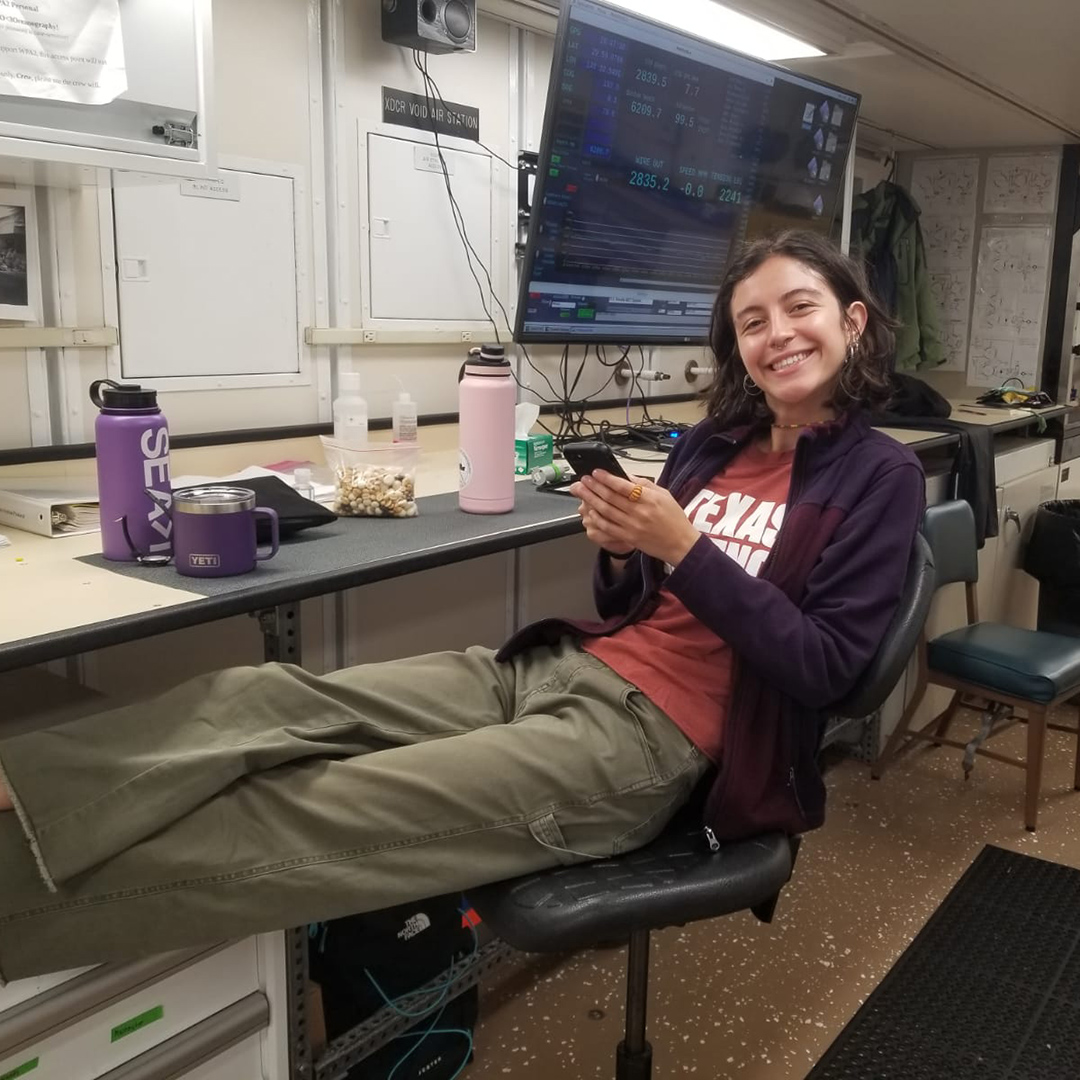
<box><xmin>928</xmin><ymin>622</ymin><xmax>1080</xmax><ymax>703</ymax></box>
<box><xmin>469</xmin><ymin>825</ymin><xmax>794</xmax><ymax>954</ymax></box>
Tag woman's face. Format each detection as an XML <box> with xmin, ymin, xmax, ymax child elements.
<box><xmin>730</xmin><ymin>255</ymin><xmax>868</xmax><ymax>419</ymax></box>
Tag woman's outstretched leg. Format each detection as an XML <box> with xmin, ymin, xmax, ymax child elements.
<box><xmin>0</xmin><ymin>643</ymin><xmax>703</xmax><ymax>984</ymax></box>
<box><xmin>0</xmin><ymin>648</ymin><xmax>518</xmax><ymax>887</ymax></box>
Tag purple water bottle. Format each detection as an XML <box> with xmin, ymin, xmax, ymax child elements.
<box><xmin>458</xmin><ymin>344</ymin><xmax>516</xmax><ymax>514</ymax></box>
<box><xmin>89</xmin><ymin>379</ymin><xmax>173</xmax><ymax>561</ymax></box>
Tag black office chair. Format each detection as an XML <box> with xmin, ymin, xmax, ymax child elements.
<box><xmin>874</xmin><ymin>499</ymin><xmax>1080</xmax><ymax>830</ymax></box>
<box><xmin>472</xmin><ymin>533</ymin><xmax>936</xmax><ymax>1080</ymax></box>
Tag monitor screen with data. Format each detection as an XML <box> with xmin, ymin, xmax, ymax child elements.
<box><xmin>514</xmin><ymin>0</ymin><xmax>860</xmax><ymax>344</ymax></box>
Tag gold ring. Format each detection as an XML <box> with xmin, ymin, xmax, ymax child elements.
<box><xmin>628</xmin><ymin>485</ymin><xmax>643</xmax><ymax>502</ymax></box>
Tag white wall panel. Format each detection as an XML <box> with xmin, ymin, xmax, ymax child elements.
<box><xmin>114</xmin><ymin>168</ymin><xmax>301</xmax><ymax>379</ymax></box>
<box><xmin>366</xmin><ymin>134</ymin><xmax>493</xmax><ymax>323</ymax></box>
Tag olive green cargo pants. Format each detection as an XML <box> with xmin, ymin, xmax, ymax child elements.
<box><xmin>0</xmin><ymin>639</ymin><xmax>706</xmax><ymax>982</ymax></box>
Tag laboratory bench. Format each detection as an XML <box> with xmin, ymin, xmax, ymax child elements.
<box><xmin>0</xmin><ymin>399</ymin><xmax>1071</xmax><ymax>1080</ymax></box>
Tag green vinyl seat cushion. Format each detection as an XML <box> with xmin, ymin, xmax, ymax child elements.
<box><xmin>927</xmin><ymin>623</ymin><xmax>1080</xmax><ymax>704</ymax></box>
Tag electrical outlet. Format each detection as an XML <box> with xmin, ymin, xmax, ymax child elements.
<box><xmin>363</xmin><ymin>330</ymin><xmax>377</xmax><ymax>343</ymax></box>
<box><xmin>461</xmin><ymin>331</ymin><xmax>472</xmax><ymax>342</ymax></box>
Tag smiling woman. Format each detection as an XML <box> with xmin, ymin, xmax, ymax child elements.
<box><xmin>706</xmin><ymin>230</ymin><xmax>896</xmax><ymax>451</ymax></box>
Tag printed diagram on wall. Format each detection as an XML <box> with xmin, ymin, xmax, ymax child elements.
<box><xmin>929</xmin><ymin>270</ymin><xmax>971</xmax><ymax>321</ymax></box>
<box><xmin>0</xmin><ymin>189</ymin><xmax>39</xmax><ymax>321</ymax></box>
<box><xmin>911</xmin><ymin>157</ymin><xmax>979</xmax><ymax>371</ymax></box>
<box><xmin>910</xmin><ymin>156</ymin><xmax>979</xmax><ymax>216</ymax></box>
<box><xmin>923</xmin><ymin>216</ymin><xmax>974</xmax><ymax>271</ymax></box>
<box><xmin>968</xmin><ymin>226</ymin><xmax>1052</xmax><ymax>387</ymax></box>
<box><xmin>928</xmin><ymin>271</ymin><xmax>970</xmax><ymax>368</ymax></box>
<box><xmin>939</xmin><ymin>323</ymin><xmax>970</xmax><ymax>369</ymax></box>
<box><xmin>983</xmin><ymin>153</ymin><xmax>1059</xmax><ymax>215</ymax></box>
<box><xmin>967</xmin><ymin>339</ymin><xmax>1042</xmax><ymax>390</ymax></box>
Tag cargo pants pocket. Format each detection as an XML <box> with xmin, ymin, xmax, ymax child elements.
<box><xmin>527</xmin><ymin>811</ymin><xmax>602</xmax><ymax>866</ymax></box>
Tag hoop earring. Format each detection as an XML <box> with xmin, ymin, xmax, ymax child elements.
<box><xmin>743</xmin><ymin>372</ymin><xmax>763</xmax><ymax>396</ymax></box>
<box><xmin>839</xmin><ymin>362</ymin><xmax>858</xmax><ymax>399</ymax></box>
<box><xmin>839</xmin><ymin>338</ymin><xmax>861</xmax><ymax>398</ymax></box>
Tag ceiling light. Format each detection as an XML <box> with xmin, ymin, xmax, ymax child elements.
<box><xmin>602</xmin><ymin>0</ymin><xmax>826</xmax><ymax>61</ymax></box>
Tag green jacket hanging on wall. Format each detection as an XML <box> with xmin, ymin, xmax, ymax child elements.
<box><xmin>852</xmin><ymin>181</ymin><xmax>946</xmax><ymax>371</ymax></box>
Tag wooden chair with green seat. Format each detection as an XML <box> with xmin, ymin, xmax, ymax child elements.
<box><xmin>872</xmin><ymin>499</ymin><xmax>1080</xmax><ymax>830</ymax></box>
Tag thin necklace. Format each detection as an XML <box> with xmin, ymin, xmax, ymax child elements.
<box><xmin>771</xmin><ymin>418</ymin><xmax>832</xmax><ymax>430</ymax></box>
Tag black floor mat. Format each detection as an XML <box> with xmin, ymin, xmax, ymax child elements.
<box><xmin>807</xmin><ymin>845</ymin><xmax>1080</xmax><ymax>1079</ymax></box>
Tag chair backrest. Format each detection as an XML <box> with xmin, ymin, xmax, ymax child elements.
<box><xmin>832</xmin><ymin>531</ymin><xmax>936</xmax><ymax>719</ymax></box>
<box><xmin>922</xmin><ymin>500</ymin><xmax>979</xmax><ymax>586</ymax></box>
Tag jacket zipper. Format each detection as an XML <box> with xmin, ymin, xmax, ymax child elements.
<box><xmin>789</xmin><ymin>766</ymin><xmax>807</xmax><ymax>821</ymax></box>
<box><xmin>701</xmin><ymin>434</ymin><xmax>811</xmax><ymax>848</ymax></box>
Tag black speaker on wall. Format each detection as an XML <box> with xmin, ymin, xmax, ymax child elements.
<box><xmin>381</xmin><ymin>0</ymin><xmax>476</xmax><ymax>54</ymax></box>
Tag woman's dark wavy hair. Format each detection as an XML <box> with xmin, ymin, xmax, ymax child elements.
<box><xmin>706</xmin><ymin>230</ymin><xmax>896</xmax><ymax>427</ymax></box>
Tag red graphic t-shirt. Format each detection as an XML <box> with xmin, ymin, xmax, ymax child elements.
<box><xmin>584</xmin><ymin>442</ymin><xmax>794</xmax><ymax>762</ymax></box>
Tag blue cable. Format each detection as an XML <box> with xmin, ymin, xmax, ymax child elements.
<box><xmin>371</xmin><ymin>906</ymin><xmax>481</xmax><ymax>1079</ymax></box>
<box><xmin>386</xmin><ymin>1002</ymin><xmax>474</xmax><ymax>1080</ymax></box>
<box><xmin>308</xmin><ymin>921</ymin><xmax>330</xmax><ymax>954</ymax></box>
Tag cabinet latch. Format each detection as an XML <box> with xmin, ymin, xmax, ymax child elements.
<box><xmin>151</xmin><ymin>121</ymin><xmax>195</xmax><ymax>148</ymax></box>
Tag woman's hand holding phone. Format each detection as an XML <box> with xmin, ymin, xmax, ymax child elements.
<box><xmin>570</xmin><ymin>468</ymin><xmax>701</xmax><ymax>569</ymax></box>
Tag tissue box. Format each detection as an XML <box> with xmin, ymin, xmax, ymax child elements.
<box><xmin>515</xmin><ymin>433</ymin><xmax>554</xmax><ymax>476</ymax></box>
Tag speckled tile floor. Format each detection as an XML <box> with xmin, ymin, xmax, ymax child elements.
<box><xmin>466</xmin><ymin>707</ymin><xmax>1080</xmax><ymax>1079</ymax></box>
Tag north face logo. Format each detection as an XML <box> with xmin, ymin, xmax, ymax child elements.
<box><xmin>397</xmin><ymin>912</ymin><xmax>432</xmax><ymax>941</ymax></box>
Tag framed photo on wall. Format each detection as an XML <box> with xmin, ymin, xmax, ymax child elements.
<box><xmin>0</xmin><ymin>189</ymin><xmax>39</xmax><ymax>321</ymax></box>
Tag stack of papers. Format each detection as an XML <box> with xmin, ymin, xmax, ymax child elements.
<box><xmin>51</xmin><ymin>505</ymin><xmax>100</xmax><ymax>533</ymax></box>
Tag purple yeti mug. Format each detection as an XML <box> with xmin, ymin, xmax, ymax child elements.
<box><xmin>171</xmin><ymin>486</ymin><xmax>279</xmax><ymax>578</ymax></box>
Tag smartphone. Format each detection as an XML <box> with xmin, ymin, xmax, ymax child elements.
<box><xmin>561</xmin><ymin>440</ymin><xmax>630</xmax><ymax>481</ymax></box>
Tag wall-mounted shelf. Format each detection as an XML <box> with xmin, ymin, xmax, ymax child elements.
<box><xmin>0</xmin><ymin>327</ymin><xmax>118</xmax><ymax>350</ymax></box>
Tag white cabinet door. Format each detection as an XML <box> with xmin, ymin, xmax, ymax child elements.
<box><xmin>112</xmin><ymin>167</ymin><xmax>302</xmax><ymax>382</ymax></box>
<box><xmin>0</xmin><ymin>0</ymin><xmax>213</xmax><ymax>177</ymax></box>
<box><xmin>990</xmin><ymin>464</ymin><xmax>1059</xmax><ymax>628</ymax></box>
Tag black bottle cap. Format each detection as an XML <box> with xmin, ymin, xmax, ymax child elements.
<box><xmin>468</xmin><ymin>343</ymin><xmax>510</xmax><ymax>367</ymax></box>
<box><xmin>90</xmin><ymin>378</ymin><xmax>159</xmax><ymax>410</ymax></box>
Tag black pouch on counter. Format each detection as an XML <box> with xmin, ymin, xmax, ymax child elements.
<box><xmin>237</xmin><ymin>474</ymin><xmax>336</xmax><ymax>543</ymax></box>
<box><xmin>308</xmin><ymin>893</ymin><xmax>475</xmax><ymax>1043</ymax></box>
<box><xmin>884</xmin><ymin>372</ymin><xmax>952</xmax><ymax>419</ymax></box>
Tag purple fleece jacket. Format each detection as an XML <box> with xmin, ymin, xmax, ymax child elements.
<box><xmin>497</xmin><ymin>410</ymin><xmax>925</xmax><ymax>840</ymax></box>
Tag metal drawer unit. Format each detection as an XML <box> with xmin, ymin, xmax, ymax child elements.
<box><xmin>95</xmin><ymin>996</ymin><xmax>268</xmax><ymax>1080</ymax></box>
<box><xmin>0</xmin><ymin>940</ymin><xmax>260</xmax><ymax>1080</ymax></box>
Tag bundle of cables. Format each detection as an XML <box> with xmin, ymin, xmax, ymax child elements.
<box><xmin>974</xmin><ymin>377</ymin><xmax>1054</xmax><ymax>409</ymax></box>
<box><xmin>408</xmin><ymin>51</ymin><xmax>694</xmax><ymax>466</ymax></box>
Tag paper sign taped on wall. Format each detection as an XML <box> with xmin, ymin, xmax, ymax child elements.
<box><xmin>0</xmin><ymin>0</ymin><xmax>126</xmax><ymax>105</ymax></box>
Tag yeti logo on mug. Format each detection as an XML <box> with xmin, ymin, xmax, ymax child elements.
<box><xmin>189</xmin><ymin>553</ymin><xmax>221</xmax><ymax>568</ymax></box>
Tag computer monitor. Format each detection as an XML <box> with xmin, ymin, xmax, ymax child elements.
<box><xmin>514</xmin><ymin>0</ymin><xmax>861</xmax><ymax>345</ymax></box>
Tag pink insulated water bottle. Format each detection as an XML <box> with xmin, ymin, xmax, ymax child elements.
<box><xmin>458</xmin><ymin>344</ymin><xmax>516</xmax><ymax>514</ymax></box>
